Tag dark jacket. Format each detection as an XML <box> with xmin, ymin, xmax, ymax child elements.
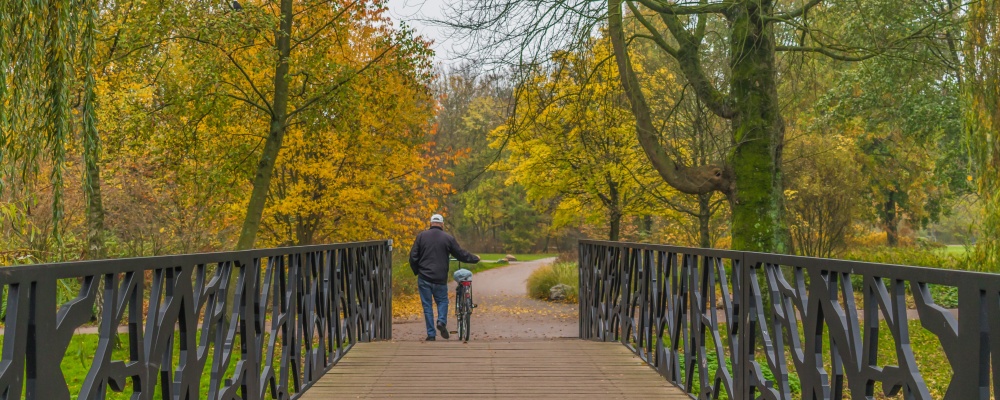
<box><xmin>409</xmin><ymin>226</ymin><xmax>479</xmax><ymax>284</ymax></box>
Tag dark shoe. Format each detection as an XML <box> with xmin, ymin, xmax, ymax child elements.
<box><xmin>437</xmin><ymin>322</ymin><xmax>450</xmax><ymax>339</ymax></box>
<box><xmin>425</xmin><ymin>335</ymin><xmax>435</xmax><ymax>341</ymax></box>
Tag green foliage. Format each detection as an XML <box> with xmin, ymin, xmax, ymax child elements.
<box><xmin>391</xmin><ymin>261</ymin><xmax>419</xmax><ymax>297</ymax></box>
<box><xmin>676</xmin><ymin>350</ymin><xmax>802</xmax><ymax>399</ymax></box>
<box><xmin>58</xmin><ymin>331</ymin><xmax>254</xmax><ymax>399</ymax></box>
<box><xmin>457</xmin><ymin>174</ymin><xmax>546</xmax><ymax>253</ymax></box>
<box><xmin>841</xmin><ymin>246</ymin><xmax>969</xmax><ymax>307</ymax></box>
<box><xmin>475</xmin><ymin>253</ymin><xmax>556</xmax><ymax>262</ymax></box>
<box><xmin>815</xmin><ymin>40</ymin><xmax>969</xmax><ymax>246</ymax></box>
<box><xmin>429</xmin><ymin>68</ymin><xmax>555</xmax><ymax>253</ymax></box>
<box><xmin>526</xmin><ymin>262</ymin><xmax>578</xmax><ymax>302</ymax></box>
<box><xmin>840</xmin><ymin>246</ymin><xmax>968</xmax><ymax>271</ymax></box>
<box><xmin>966</xmin><ymin>0</ymin><xmax>1000</xmax><ymax>272</ymax></box>
<box><xmin>784</xmin><ymin>133</ymin><xmax>864</xmax><ymax>257</ymax></box>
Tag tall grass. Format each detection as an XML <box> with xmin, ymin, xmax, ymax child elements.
<box><xmin>526</xmin><ymin>262</ymin><xmax>578</xmax><ymax>302</ymax></box>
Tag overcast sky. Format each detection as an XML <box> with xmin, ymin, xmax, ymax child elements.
<box><xmin>385</xmin><ymin>0</ymin><xmax>462</xmax><ymax>64</ymax></box>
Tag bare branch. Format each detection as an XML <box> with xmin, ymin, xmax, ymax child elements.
<box><xmin>775</xmin><ymin>45</ymin><xmax>877</xmax><ymax>61</ymax></box>
<box><xmin>608</xmin><ymin>0</ymin><xmax>729</xmax><ymax>195</ymax></box>
<box><xmin>626</xmin><ymin>2</ymin><xmax>678</xmax><ymax>56</ymax></box>
<box><xmin>769</xmin><ymin>0</ymin><xmax>822</xmax><ymax>21</ymax></box>
<box><xmin>632</xmin><ymin>0</ymin><xmax>733</xmax><ymax>15</ymax></box>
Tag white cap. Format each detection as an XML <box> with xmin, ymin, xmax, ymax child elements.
<box><xmin>430</xmin><ymin>214</ymin><xmax>444</xmax><ymax>223</ymax></box>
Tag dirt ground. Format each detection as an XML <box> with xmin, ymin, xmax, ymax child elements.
<box><xmin>392</xmin><ymin>257</ymin><xmax>578</xmax><ymax>341</ymax></box>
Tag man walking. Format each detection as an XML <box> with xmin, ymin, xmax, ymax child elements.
<box><xmin>409</xmin><ymin>214</ymin><xmax>480</xmax><ymax>341</ymax></box>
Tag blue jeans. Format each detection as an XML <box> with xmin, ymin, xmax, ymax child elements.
<box><xmin>417</xmin><ymin>276</ymin><xmax>448</xmax><ymax>337</ymax></box>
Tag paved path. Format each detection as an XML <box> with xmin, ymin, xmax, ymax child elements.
<box><xmin>300</xmin><ymin>339</ymin><xmax>689</xmax><ymax>399</ymax></box>
<box><xmin>392</xmin><ymin>257</ymin><xmax>578</xmax><ymax>341</ymax></box>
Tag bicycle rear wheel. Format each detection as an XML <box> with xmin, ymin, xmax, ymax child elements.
<box><xmin>460</xmin><ymin>292</ymin><xmax>472</xmax><ymax>341</ymax></box>
<box><xmin>456</xmin><ymin>287</ymin><xmax>468</xmax><ymax>341</ymax></box>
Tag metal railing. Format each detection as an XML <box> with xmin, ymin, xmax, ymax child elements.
<box><xmin>579</xmin><ymin>239</ymin><xmax>999</xmax><ymax>400</ymax></box>
<box><xmin>0</xmin><ymin>240</ymin><xmax>392</xmax><ymax>399</ymax></box>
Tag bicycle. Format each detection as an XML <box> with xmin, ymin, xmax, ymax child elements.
<box><xmin>451</xmin><ymin>260</ymin><xmax>475</xmax><ymax>342</ymax></box>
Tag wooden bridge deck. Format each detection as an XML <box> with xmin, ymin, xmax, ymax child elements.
<box><xmin>299</xmin><ymin>339</ymin><xmax>689</xmax><ymax>399</ymax></box>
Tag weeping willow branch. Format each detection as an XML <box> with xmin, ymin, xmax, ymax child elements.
<box><xmin>966</xmin><ymin>0</ymin><xmax>1000</xmax><ymax>270</ymax></box>
<box><xmin>44</xmin><ymin>0</ymin><xmax>73</xmax><ymax>249</ymax></box>
<box><xmin>0</xmin><ymin>0</ymin><xmax>81</xmax><ymax>257</ymax></box>
<box><xmin>81</xmin><ymin>0</ymin><xmax>107</xmax><ymax>259</ymax></box>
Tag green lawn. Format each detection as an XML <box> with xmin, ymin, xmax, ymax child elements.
<box><xmin>393</xmin><ymin>254</ymin><xmax>556</xmax><ymax>296</ymax></box>
<box><xmin>57</xmin><ymin>333</ymin><xmax>215</xmax><ymax>398</ymax></box>
<box><xmin>450</xmin><ymin>253</ymin><xmax>555</xmax><ymax>275</ymax></box>
<box><xmin>659</xmin><ymin>318</ymin><xmax>948</xmax><ymax>399</ymax></box>
<box><xmin>58</xmin><ymin>331</ymin><xmax>291</xmax><ymax>398</ymax></box>
<box><xmin>472</xmin><ymin>253</ymin><xmax>556</xmax><ymax>262</ymax></box>
<box><xmin>938</xmin><ymin>244</ymin><xmax>968</xmax><ymax>256</ymax></box>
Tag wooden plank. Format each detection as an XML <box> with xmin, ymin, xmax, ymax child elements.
<box><xmin>297</xmin><ymin>339</ymin><xmax>690</xmax><ymax>399</ymax></box>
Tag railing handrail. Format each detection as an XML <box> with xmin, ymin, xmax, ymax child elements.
<box><xmin>0</xmin><ymin>239</ymin><xmax>393</xmax><ymax>399</ymax></box>
<box><xmin>580</xmin><ymin>238</ymin><xmax>997</xmax><ymax>288</ymax></box>
<box><xmin>0</xmin><ymin>240</ymin><xmax>390</xmax><ymax>283</ymax></box>
<box><xmin>578</xmin><ymin>239</ymin><xmax>997</xmax><ymax>400</ymax></box>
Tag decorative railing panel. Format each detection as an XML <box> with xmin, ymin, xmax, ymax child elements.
<box><xmin>579</xmin><ymin>240</ymin><xmax>1000</xmax><ymax>400</ymax></box>
<box><xmin>0</xmin><ymin>240</ymin><xmax>392</xmax><ymax>399</ymax></box>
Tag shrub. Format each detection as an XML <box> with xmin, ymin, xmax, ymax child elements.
<box><xmin>845</xmin><ymin>231</ymin><xmax>915</xmax><ymax>248</ymax></box>
<box><xmin>840</xmin><ymin>246</ymin><xmax>966</xmax><ymax>270</ymax></box>
<box><xmin>555</xmin><ymin>250</ymin><xmax>578</xmax><ymax>263</ymax></box>
<box><xmin>840</xmin><ymin>246</ymin><xmax>968</xmax><ymax>308</ymax></box>
<box><xmin>526</xmin><ymin>262</ymin><xmax>578</xmax><ymax>302</ymax></box>
<box><xmin>392</xmin><ymin>262</ymin><xmax>418</xmax><ymax>297</ymax></box>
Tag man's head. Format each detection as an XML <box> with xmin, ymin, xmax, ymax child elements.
<box><xmin>430</xmin><ymin>214</ymin><xmax>444</xmax><ymax>227</ymax></box>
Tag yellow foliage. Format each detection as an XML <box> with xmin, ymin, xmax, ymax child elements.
<box><xmin>846</xmin><ymin>229</ymin><xmax>915</xmax><ymax>248</ymax></box>
<box><xmin>257</xmin><ymin>18</ymin><xmax>444</xmax><ymax>247</ymax></box>
<box><xmin>393</xmin><ymin>295</ymin><xmax>424</xmax><ymax>318</ymax></box>
<box><xmin>493</xmin><ymin>36</ymin><xmax>684</xmax><ymax>239</ymax></box>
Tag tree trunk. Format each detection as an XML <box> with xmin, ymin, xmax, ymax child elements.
<box><xmin>726</xmin><ymin>2</ymin><xmax>789</xmax><ymax>253</ymax></box>
<box><xmin>640</xmin><ymin>215</ymin><xmax>653</xmax><ymax>239</ymax></box>
<box><xmin>607</xmin><ymin>0</ymin><xmax>788</xmax><ymax>253</ymax></box>
<box><xmin>606</xmin><ymin>0</ymin><xmax>729</xmax><ymax>196</ymax></box>
<box><xmin>884</xmin><ymin>190</ymin><xmax>899</xmax><ymax>246</ymax></box>
<box><xmin>609</xmin><ymin>211</ymin><xmax>621</xmax><ymax>241</ymax></box>
<box><xmin>604</xmin><ymin>172</ymin><xmax>621</xmax><ymax>241</ymax></box>
<box><xmin>236</xmin><ymin>0</ymin><xmax>294</xmax><ymax>250</ymax></box>
<box><xmin>698</xmin><ymin>193</ymin><xmax>711</xmax><ymax>248</ymax></box>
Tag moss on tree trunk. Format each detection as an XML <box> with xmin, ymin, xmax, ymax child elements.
<box><xmin>726</xmin><ymin>1</ymin><xmax>788</xmax><ymax>253</ymax></box>
<box><xmin>608</xmin><ymin>0</ymin><xmax>790</xmax><ymax>253</ymax></box>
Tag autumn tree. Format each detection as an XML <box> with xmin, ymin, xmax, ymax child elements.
<box><xmin>449</xmin><ymin>0</ymin><xmax>963</xmax><ymax>252</ymax></box>
<box><xmin>0</xmin><ymin>0</ymin><xmax>116</xmax><ymax>260</ymax></box>
<box><xmin>165</xmin><ymin>0</ymin><xmax>416</xmax><ymax>249</ymax></box>
<box><xmin>259</xmin><ymin>41</ymin><xmax>447</xmax><ymax>247</ymax></box>
<box><xmin>2</xmin><ymin>0</ymin><xmax>452</xmax><ymax>261</ymax></box>
<box><xmin>498</xmin><ymin>39</ymin><xmax>664</xmax><ymax>241</ymax></box>
<box><xmin>632</xmin><ymin>34</ymin><xmax>730</xmax><ymax>248</ymax></box>
<box><xmin>783</xmin><ymin>132</ymin><xmax>864</xmax><ymax>257</ymax></box>
<box><xmin>816</xmin><ymin>44</ymin><xmax>968</xmax><ymax>246</ymax></box>
<box><xmin>431</xmin><ymin>66</ymin><xmax>551</xmax><ymax>252</ymax></box>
